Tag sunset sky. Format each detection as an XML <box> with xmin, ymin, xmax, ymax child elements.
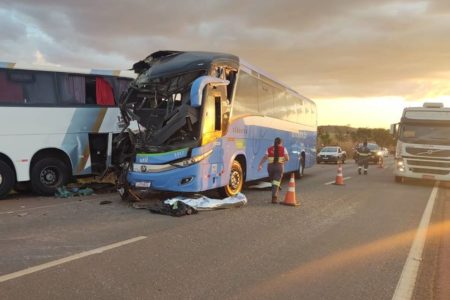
<box><xmin>1</xmin><ymin>0</ymin><xmax>449</xmax><ymax>128</ymax></box>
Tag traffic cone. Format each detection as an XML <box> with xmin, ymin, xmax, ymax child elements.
<box><xmin>281</xmin><ymin>173</ymin><xmax>300</xmax><ymax>207</ymax></box>
<box><xmin>334</xmin><ymin>164</ymin><xmax>345</xmax><ymax>185</ymax></box>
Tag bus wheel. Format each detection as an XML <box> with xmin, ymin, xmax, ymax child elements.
<box><xmin>31</xmin><ymin>157</ymin><xmax>70</xmax><ymax>196</ymax></box>
<box><xmin>219</xmin><ymin>160</ymin><xmax>243</xmax><ymax>198</ymax></box>
<box><xmin>0</xmin><ymin>160</ymin><xmax>15</xmax><ymax>199</ymax></box>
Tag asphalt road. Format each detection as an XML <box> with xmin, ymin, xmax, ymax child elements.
<box><xmin>0</xmin><ymin>157</ymin><xmax>448</xmax><ymax>300</ymax></box>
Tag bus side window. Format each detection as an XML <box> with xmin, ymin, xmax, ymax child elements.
<box><xmin>215</xmin><ymin>96</ymin><xmax>221</xmax><ymax>131</ymax></box>
<box><xmin>0</xmin><ymin>69</ymin><xmax>24</xmax><ymax>104</ymax></box>
<box><xmin>85</xmin><ymin>76</ymin><xmax>96</xmax><ymax>105</ymax></box>
<box><xmin>85</xmin><ymin>76</ymin><xmax>115</xmax><ymax>106</ymax></box>
<box><xmin>57</xmin><ymin>74</ymin><xmax>86</xmax><ymax>104</ymax></box>
<box><xmin>225</xmin><ymin>70</ymin><xmax>237</xmax><ymax>102</ymax></box>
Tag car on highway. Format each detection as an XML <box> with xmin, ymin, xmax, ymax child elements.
<box><xmin>380</xmin><ymin>147</ymin><xmax>389</xmax><ymax>157</ymax></box>
<box><xmin>354</xmin><ymin>142</ymin><xmax>383</xmax><ymax>164</ymax></box>
<box><xmin>316</xmin><ymin>146</ymin><xmax>347</xmax><ymax>164</ymax></box>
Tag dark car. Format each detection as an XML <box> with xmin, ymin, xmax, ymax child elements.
<box><xmin>353</xmin><ymin>143</ymin><xmax>382</xmax><ymax>164</ymax></box>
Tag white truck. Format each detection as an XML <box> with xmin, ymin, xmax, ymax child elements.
<box><xmin>391</xmin><ymin>102</ymin><xmax>450</xmax><ymax>183</ymax></box>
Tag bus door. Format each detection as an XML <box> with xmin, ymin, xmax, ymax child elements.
<box><xmin>201</xmin><ymin>85</ymin><xmax>230</xmax><ymax>186</ymax></box>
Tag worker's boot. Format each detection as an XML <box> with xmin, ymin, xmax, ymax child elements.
<box><xmin>364</xmin><ymin>170</ymin><xmax>368</xmax><ymax>175</ymax></box>
<box><xmin>358</xmin><ymin>168</ymin><xmax>361</xmax><ymax>175</ymax></box>
<box><xmin>271</xmin><ymin>196</ymin><xmax>278</xmax><ymax>204</ymax></box>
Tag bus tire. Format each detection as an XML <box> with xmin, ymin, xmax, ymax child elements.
<box><xmin>0</xmin><ymin>160</ymin><xmax>15</xmax><ymax>199</ymax></box>
<box><xmin>31</xmin><ymin>157</ymin><xmax>70</xmax><ymax>196</ymax></box>
<box><xmin>219</xmin><ymin>160</ymin><xmax>244</xmax><ymax>198</ymax></box>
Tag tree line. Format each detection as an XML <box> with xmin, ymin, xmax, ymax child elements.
<box><xmin>317</xmin><ymin>126</ymin><xmax>395</xmax><ymax>153</ymax></box>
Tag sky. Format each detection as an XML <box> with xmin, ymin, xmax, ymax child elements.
<box><xmin>1</xmin><ymin>0</ymin><xmax>450</xmax><ymax>128</ymax></box>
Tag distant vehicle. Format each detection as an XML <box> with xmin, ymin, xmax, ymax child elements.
<box><xmin>317</xmin><ymin>146</ymin><xmax>346</xmax><ymax>164</ymax></box>
<box><xmin>354</xmin><ymin>143</ymin><xmax>382</xmax><ymax>164</ymax></box>
<box><xmin>0</xmin><ymin>62</ymin><xmax>135</xmax><ymax>199</ymax></box>
<box><xmin>391</xmin><ymin>102</ymin><xmax>450</xmax><ymax>183</ymax></box>
<box><xmin>117</xmin><ymin>50</ymin><xmax>317</xmax><ymax>199</ymax></box>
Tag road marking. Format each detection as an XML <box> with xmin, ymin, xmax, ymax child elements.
<box><xmin>0</xmin><ymin>236</ymin><xmax>147</xmax><ymax>283</ymax></box>
<box><xmin>392</xmin><ymin>182</ymin><xmax>439</xmax><ymax>300</ymax></box>
<box><xmin>324</xmin><ymin>177</ymin><xmax>351</xmax><ymax>185</ymax></box>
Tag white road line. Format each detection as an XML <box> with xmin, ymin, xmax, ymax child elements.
<box><xmin>324</xmin><ymin>177</ymin><xmax>352</xmax><ymax>185</ymax></box>
<box><xmin>392</xmin><ymin>182</ymin><xmax>440</xmax><ymax>300</ymax></box>
<box><xmin>0</xmin><ymin>236</ymin><xmax>147</xmax><ymax>283</ymax></box>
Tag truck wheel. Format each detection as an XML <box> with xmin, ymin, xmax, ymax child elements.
<box><xmin>0</xmin><ymin>160</ymin><xmax>15</xmax><ymax>199</ymax></box>
<box><xmin>219</xmin><ymin>160</ymin><xmax>243</xmax><ymax>197</ymax></box>
<box><xmin>395</xmin><ymin>176</ymin><xmax>403</xmax><ymax>183</ymax></box>
<box><xmin>31</xmin><ymin>157</ymin><xmax>70</xmax><ymax>196</ymax></box>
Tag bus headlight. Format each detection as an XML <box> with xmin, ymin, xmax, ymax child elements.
<box><xmin>173</xmin><ymin>150</ymin><xmax>213</xmax><ymax>167</ymax></box>
<box><xmin>377</xmin><ymin>151</ymin><xmax>382</xmax><ymax>156</ymax></box>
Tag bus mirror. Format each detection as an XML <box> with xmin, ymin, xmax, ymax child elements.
<box><xmin>190</xmin><ymin>76</ymin><xmax>229</xmax><ymax>108</ymax></box>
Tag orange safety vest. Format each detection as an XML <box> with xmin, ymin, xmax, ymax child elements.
<box><xmin>267</xmin><ymin>145</ymin><xmax>286</xmax><ymax>163</ymax></box>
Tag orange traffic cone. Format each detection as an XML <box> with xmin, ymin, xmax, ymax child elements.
<box><xmin>281</xmin><ymin>173</ymin><xmax>300</xmax><ymax>207</ymax></box>
<box><xmin>334</xmin><ymin>164</ymin><xmax>345</xmax><ymax>185</ymax></box>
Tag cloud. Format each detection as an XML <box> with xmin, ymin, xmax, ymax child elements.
<box><xmin>1</xmin><ymin>0</ymin><xmax>449</xmax><ymax>102</ymax></box>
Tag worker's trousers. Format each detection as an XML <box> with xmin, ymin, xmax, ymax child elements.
<box><xmin>268</xmin><ymin>163</ymin><xmax>284</xmax><ymax>200</ymax></box>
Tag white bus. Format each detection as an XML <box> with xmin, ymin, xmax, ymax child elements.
<box><xmin>391</xmin><ymin>102</ymin><xmax>450</xmax><ymax>183</ymax></box>
<box><xmin>0</xmin><ymin>62</ymin><xmax>135</xmax><ymax>198</ymax></box>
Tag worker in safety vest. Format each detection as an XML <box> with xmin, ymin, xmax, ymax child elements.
<box><xmin>258</xmin><ymin>137</ymin><xmax>290</xmax><ymax>203</ymax></box>
<box><xmin>357</xmin><ymin>140</ymin><xmax>371</xmax><ymax>175</ymax></box>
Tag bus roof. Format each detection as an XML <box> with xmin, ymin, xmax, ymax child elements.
<box><xmin>0</xmin><ymin>61</ymin><xmax>136</xmax><ymax>78</ymax></box>
<box><xmin>133</xmin><ymin>50</ymin><xmax>315</xmax><ymax>106</ymax></box>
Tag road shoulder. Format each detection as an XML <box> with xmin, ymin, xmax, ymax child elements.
<box><xmin>414</xmin><ymin>185</ymin><xmax>450</xmax><ymax>300</ymax></box>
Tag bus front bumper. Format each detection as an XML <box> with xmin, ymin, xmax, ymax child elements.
<box><xmin>127</xmin><ymin>163</ymin><xmax>203</xmax><ymax>193</ymax></box>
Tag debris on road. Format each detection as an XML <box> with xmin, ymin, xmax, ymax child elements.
<box><xmin>248</xmin><ymin>182</ymin><xmax>272</xmax><ymax>189</ymax></box>
<box><xmin>149</xmin><ymin>201</ymin><xmax>198</xmax><ymax>217</ymax></box>
<box><xmin>17</xmin><ymin>212</ymin><xmax>29</xmax><ymax>217</ymax></box>
<box><xmin>99</xmin><ymin>200</ymin><xmax>113</xmax><ymax>205</ymax></box>
<box><xmin>55</xmin><ymin>187</ymin><xmax>94</xmax><ymax>198</ymax></box>
<box><xmin>163</xmin><ymin>193</ymin><xmax>247</xmax><ymax>211</ymax></box>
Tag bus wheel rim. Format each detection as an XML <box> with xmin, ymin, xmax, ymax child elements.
<box><xmin>230</xmin><ymin>170</ymin><xmax>241</xmax><ymax>191</ymax></box>
<box><xmin>40</xmin><ymin>167</ymin><xmax>58</xmax><ymax>186</ymax></box>
<box><xmin>0</xmin><ymin>173</ymin><xmax>3</xmax><ymax>185</ymax></box>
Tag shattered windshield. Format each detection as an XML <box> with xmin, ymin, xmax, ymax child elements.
<box><xmin>400</xmin><ymin>124</ymin><xmax>450</xmax><ymax>145</ymax></box>
<box><xmin>127</xmin><ymin>70</ymin><xmax>206</xmax><ymax>110</ymax></box>
<box><xmin>121</xmin><ymin>70</ymin><xmax>207</xmax><ymax>152</ymax></box>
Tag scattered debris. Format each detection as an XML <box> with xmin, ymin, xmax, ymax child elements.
<box><xmin>149</xmin><ymin>201</ymin><xmax>198</xmax><ymax>217</ymax></box>
<box><xmin>248</xmin><ymin>182</ymin><xmax>272</xmax><ymax>189</ymax></box>
<box><xmin>55</xmin><ymin>187</ymin><xmax>94</xmax><ymax>198</ymax></box>
<box><xmin>163</xmin><ymin>193</ymin><xmax>247</xmax><ymax>211</ymax></box>
<box><xmin>17</xmin><ymin>212</ymin><xmax>28</xmax><ymax>217</ymax></box>
<box><xmin>99</xmin><ymin>200</ymin><xmax>113</xmax><ymax>205</ymax></box>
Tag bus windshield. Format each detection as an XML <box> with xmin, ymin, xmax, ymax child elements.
<box><xmin>121</xmin><ymin>70</ymin><xmax>207</xmax><ymax>152</ymax></box>
<box><xmin>400</xmin><ymin>124</ymin><xmax>450</xmax><ymax>145</ymax></box>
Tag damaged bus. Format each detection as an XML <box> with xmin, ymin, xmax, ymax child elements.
<box><xmin>0</xmin><ymin>62</ymin><xmax>134</xmax><ymax>198</ymax></box>
<box><xmin>116</xmin><ymin>51</ymin><xmax>317</xmax><ymax>199</ymax></box>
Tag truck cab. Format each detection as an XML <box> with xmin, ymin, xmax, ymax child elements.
<box><xmin>391</xmin><ymin>102</ymin><xmax>450</xmax><ymax>183</ymax></box>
